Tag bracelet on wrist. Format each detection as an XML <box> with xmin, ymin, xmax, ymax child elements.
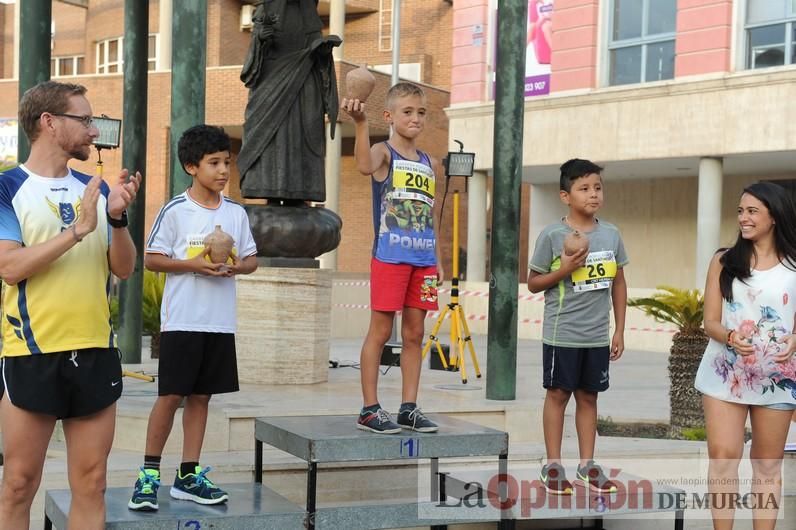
<box><xmin>71</xmin><ymin>224</ymin><xmax>83</xmax><ymax>242</ymax></box>
<box><xmin>726</xmin><ymin>329</ymin><xmax>735</xmax><ymax>346</ymax></box>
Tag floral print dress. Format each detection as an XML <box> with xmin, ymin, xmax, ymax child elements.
<box><xmin>695</xmin><ymin>263</ymin><xmax>796</xmax><ymax>406</ymax></box>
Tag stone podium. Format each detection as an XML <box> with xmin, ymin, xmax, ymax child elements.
<box><xmin>236</xmin><ymin>267</ymin><xmax>332</xmax><ymax>385</ymax></box>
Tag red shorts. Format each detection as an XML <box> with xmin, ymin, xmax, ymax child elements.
<box><xmin>370</xmin><ymin>257</ymin><xmax>439</xmax><ymax>312</ymax></box>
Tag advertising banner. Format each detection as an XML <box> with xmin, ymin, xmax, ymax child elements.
<box><xmin>525</xmin><ymin>0</ymin><xmax>553</xmax><ymax>97</ymax></box>
<box><xmin>0</xmin><ymin>119</ymin><xmax>17</xmax><ymax>170</ymax></box>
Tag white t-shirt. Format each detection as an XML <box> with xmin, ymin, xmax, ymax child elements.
<box><xmin>146</xmin><ymin>191</ymin><xmax>257</xmax><ymax>333</ymax></box>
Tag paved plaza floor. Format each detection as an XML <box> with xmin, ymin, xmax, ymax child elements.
<box><xmin>4</xmin><ymin>336</ymin><xmax>794</xmax><ymax>529</ymax></box>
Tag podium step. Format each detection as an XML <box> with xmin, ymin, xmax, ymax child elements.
<box><xmin>314</xmin><ymin>499</ymin><xmax>496</xmax><ymax>530</ymax></box>
<box><xmin>44</xmin><ymin>483</ymin><xmax>306</xmax><ymax>530</ymax></box>
<box><xmin>441</xmin><ymin>468</ymin><xmax>686</xmax><ymax>526</ymax></box>
<box><xmin>255</xmin><ymin>414</ymin><xmax>508</xmax><ymax>462</ymax></box>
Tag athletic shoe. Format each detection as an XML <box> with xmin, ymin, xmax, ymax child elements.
<box><xmin>356</xmin><ymin>407</ymin><xmax>402</xmax><ymax>434</ymax></box>
<box><xmin>576</xmin><ymin>460</ymin><xmax>618</xmax><ymax>493</ymax></box>
<box><xmin>397</xmin><ymin>406</ymin><xmax>439</xmax><ymax>433</ymax></box>
<box><xmin>128</xmin><ymin>467</ymin><xmax>160</xmax><ymax>511</ymax></box>
<box><xmin>170</xmin><ymin>466</ymin><xmax>229</xmax><ymax>505</ymax></box>
<box><xmin>540</xmin><ymin>463</ymin><xmax>573</xmax><ymax>495</ymax></box>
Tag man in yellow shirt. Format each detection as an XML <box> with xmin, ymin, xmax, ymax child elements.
<box><xmin>0</xmin><ymin>81</ymin><xmax>140</xmax><ymax>530</ymax></box>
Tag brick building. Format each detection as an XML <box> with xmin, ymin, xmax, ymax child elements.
<box><xmin>0</xmin><ymin>0</ymin><xmax>458</xmax><ymax>274</ymax></box>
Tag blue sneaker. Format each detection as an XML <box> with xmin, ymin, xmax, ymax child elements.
<box><xmin>128</xmin><ymin>467</ymin><xmax>160</xmax><ymax>511</ymax></box>
<box><xmin>356</xmin><ymin>407</ymin><xmax>401</xmax><ymax>434</ymax></box>
<box><xmin>397</xmin><ymin>406</ymin><xmax>439</xmax><ymax>433</ymax></box>
<box><xmin>170</xmin><ymin>466</ymin><xmax>229</xmax><ymax>505</ymax></box>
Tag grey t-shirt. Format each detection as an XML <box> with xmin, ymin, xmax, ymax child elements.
<box><xmin>529</xmin><ymin>219</ymin><xmax>628</xmax><ymax>347</ymax></box>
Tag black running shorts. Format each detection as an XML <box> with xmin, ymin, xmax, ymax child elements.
<box><xmin>157</xmin><ymin>331</ymin><xmax>239</xmax><ymax>396</ymax></box>
<box><xmin>1</xmin><ymin>348</ymin><xmax>123</xmax><ymax>418</ymax></box>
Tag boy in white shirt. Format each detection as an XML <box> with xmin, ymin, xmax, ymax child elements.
<box><xmin>128</xmin><ymin>125</ymin><xmax>258</xmax><ymax>510</ymax></box>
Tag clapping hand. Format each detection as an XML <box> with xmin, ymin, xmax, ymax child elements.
<box><xmin>73</xmin><ymin>175</ymin><xmax>102</xmax><ymax>240</ymax></box>
<box><xmin>107</xmin><ymin>169</ymin><xmax>141</xmax><ymax>220</ymax></box>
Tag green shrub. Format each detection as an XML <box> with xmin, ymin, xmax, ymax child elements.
<box><xmin>681</xmin><ymin>427</ymin><xmax>707</xmax><ymax>441</ymax></box>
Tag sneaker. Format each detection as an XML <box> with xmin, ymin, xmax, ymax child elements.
<box><xmin>356</xmin><ymin>407</ymin><xmax>402</xmax><ymax>434</ymax></box>
<box><xmin>397</xmin><ymin>406</ymin><xmax>439</xmax><ymax>433</ymax></box>
<box><xmin>128</xmin><ymin>468</ymin><xmax>160</xmax><ymax>511</ymax></box>
<box><xmin>170</xmin><ymin>466</ymin><xmax>229</xmax><ymax>505</ymax></box>
<box><xmin>540</xmin><ymin>463</ymin><xmax>573</xmax><ymax>495</ymax></box>
<box><xmin>576</xmin><ymin>460</ymin><xmax>618</xmax><ymax>493</ymax></box>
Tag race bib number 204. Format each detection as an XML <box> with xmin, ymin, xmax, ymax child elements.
<box><xmin>571</xmin><ymin>250</ymin><xmax>617</xmax><ymax>292</ymax></box>
<box><xmin>391</xmin><ymin>160</ymin><xmax>435</xmax><ymax>206</ymax></box>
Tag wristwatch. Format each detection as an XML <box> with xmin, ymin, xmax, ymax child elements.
<box><xmin>107</xmin><ymin>210</ymin><xmax>128</xmax><ymax>228</ymax></box>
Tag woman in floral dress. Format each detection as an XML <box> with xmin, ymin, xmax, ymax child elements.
<box><xmin>696</xmin><ymin>182</ymin><xmax>796</xmax><ymax>529</ymax></box>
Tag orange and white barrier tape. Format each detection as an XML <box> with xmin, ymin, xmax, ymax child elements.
<box><xmin>332</xmin><ymin>303</ymin><xmax>675</xmax><ymax>333</ymax></box>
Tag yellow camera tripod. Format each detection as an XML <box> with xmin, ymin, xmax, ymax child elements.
<box><xmin>421</xmin><ymin>191</ymin><xmax>481</xmax><ymax>384</ymax></box>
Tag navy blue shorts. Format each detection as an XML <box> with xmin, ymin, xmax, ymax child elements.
<box><xmin>542</xmin><ymin>344</ymin><xmax>610</xmax><ymax>392</ymax></box>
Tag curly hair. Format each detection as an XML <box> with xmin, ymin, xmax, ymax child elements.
<box><xmin>177</xmin><ymin>125</ymin><xmax>231</xmax><ymax>171</ymax></box>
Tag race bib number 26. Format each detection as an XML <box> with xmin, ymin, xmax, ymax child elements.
<box><xmin>571</xmin><ymin>250</ymin><xmax>617</xmax><ymax>292</ymax></box>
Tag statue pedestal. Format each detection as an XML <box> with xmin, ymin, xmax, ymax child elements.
<box><xmin>236</xmin><ymin>267</ymin><xmax>331</xmax><ymax>385</ymax></box>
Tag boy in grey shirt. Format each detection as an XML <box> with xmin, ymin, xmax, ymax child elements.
<box><xmin>527</xmin><ymin>158</ymin><xmax>628</xmax><ymax>496</ymax></box>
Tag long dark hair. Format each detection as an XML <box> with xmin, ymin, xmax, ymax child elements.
<box><xmin>719</xmin><ymin>182</ymin><xmax>796</xmax><ymax>301</ymax></box>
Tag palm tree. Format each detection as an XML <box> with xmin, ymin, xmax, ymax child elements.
<box><xmin>628</xmin><ymin>286</ymin><xmax>707</xmax><ymax>434</ymax></box>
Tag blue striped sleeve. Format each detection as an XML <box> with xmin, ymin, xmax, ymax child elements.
<box><xmin>0</xmin><ymin>168</ymin><xmax>26</xmax><ymax>243</ymax></box>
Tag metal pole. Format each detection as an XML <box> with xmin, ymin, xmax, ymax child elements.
<box><xmin>486</xmin><ymin>0</ymin><xmax>527</xmax><ymax>401</ymax></box>
<box><xmin>17</xmin><ymin>0</ymin><xmax>52</xmax><ymax>162</ymax></box>
<box><xmin>391</xmin><ymin>0</ymin><xmax>400</xmax><ymax>85</ymax></box>
<box><xmin>387</xmin><ymin>0</ymin><xmax>401</xmax><ymax>342</ymax></box>
<box><xmin>320</xmin><ymin>0</ymin><xmax>346</xmax><ymax>270</ymax></box>
<box><xmin>169</xmin><ymin>0</ymin><xmax>207</xmax><ymax>197</ymax></box>
<box><xmin>117</xmin><ymin>0</ymin><xmax>149</xmax><ymax>364</ymax></box>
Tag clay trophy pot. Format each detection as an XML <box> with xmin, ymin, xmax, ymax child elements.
<box><xmin>203</xmin><ymin>225</ymin><xmax>234</xmax><ymax>264</ymax></box>
<box><xmin>563</xmin><ymin>230</ymin><xmax>589</xmax><ymax>256</ymax></box>
<box><xmin>345</xmin><ymin>64</ymin><xmax>376</xmax><ymax>102</ymax></box>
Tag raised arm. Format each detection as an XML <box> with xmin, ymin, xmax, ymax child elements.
<box><xmin>341</xmin><ymin>98</ymin><xmax>389</xmax><ymax>177</ymax></box>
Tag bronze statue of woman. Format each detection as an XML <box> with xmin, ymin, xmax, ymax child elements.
<box><xmin>238</xmin><ymin>0</ymin><xmax>341</xmax><ymax>203</ymax></box>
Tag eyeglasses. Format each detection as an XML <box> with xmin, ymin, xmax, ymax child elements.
<box><xmin>50</xmin><ymin>113</ymin><xmax>95</xmax><ymax>128</ymax></box>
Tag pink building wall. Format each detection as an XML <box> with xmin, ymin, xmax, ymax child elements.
<box><xmin>450</xmin><ymin>0</ymin><xmax>736</xmax><ymax>103</ymax></box>
<box><xmin>675</xmin><ymin>0</ymin><xmax>733</xmax><ymax>77</ymax></box>
<box><xmin>550</xmin><ymin>0</ymin><xmax>599</xmax><ymax>92</ymax></box>
<box><xmin>451</xmin><ymin>0</ymin><xmax>491</xmax><ymax>104</ymax></box>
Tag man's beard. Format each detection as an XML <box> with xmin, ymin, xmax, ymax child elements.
<box><xmin>68</xmin><ymin>145</ymin><xmax>90</xmax><ymax>161</ymax></box>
